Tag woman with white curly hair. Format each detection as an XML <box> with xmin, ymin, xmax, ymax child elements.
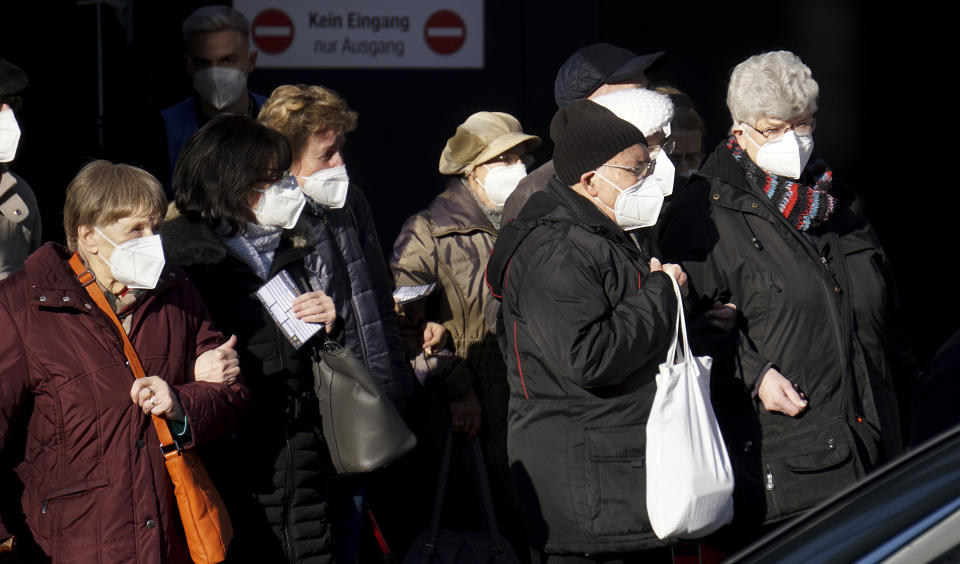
<box><xmin>659</xmin><ymin>50</ymin><xmax>916</xmax><ymax>544</ymax></box>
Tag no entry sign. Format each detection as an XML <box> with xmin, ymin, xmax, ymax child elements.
<box><xmin>423</xmin><ymin>10</ymin><xmax>466</xmax><ymax>55</ymax></box>
<box><xmin>252</xmin><ymin>9</ymin><xmax>295</xmax><ymax>55</ymax></box>
<box><xmin>235</xmin><ymin>0</ymin><xmax>483</xmax><ymax>68</ymax></box>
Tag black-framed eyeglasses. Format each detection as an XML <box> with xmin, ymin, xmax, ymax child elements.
<box><xmin>742</xmin><ymin>118</ymin><xmax>816</xmax><ymax>140</ymax></box>
<box><xmin>601</xmin><ymin>159</ymin><xmax>656</xmax><ymax>180</ymax></box>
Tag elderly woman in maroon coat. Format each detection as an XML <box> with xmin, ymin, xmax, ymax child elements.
<box><xmin>0</xmin><ymin>160</ymin><xmax>249</xmax><ymax>563</ymax></box>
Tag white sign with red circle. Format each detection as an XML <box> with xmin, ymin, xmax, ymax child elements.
<box><xmin>234</xmin><ymin>0</ymin><xmax>483</xmax><ymax>68</ymax></box>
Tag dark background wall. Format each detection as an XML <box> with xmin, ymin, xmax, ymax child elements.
<box><xmin>2</xmin><ymin>1</ymin><xmax>952</xmax><ymax>362</ymax></box>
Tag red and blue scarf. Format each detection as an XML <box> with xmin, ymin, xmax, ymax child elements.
<box><xmin>727</xmin><ymin>135</ymin><xmax>835</xmax><ymax>231</ymax></box>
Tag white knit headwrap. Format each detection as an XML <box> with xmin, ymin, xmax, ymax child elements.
<box><xmin>592</xmin><ymin>88</ymin><xmax>674</xmax><ymax>137</ymax></box>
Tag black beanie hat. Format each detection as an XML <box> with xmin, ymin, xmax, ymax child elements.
<box><xmin>551</xmin><ymin>99</ymin><xmax>647</xmax><ymax>186</ymax></box>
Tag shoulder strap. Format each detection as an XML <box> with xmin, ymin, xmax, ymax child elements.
<box><xmin>67</xmin><ymin>253</ymin><xmax>181</xmax><ymax>455</ymax></box>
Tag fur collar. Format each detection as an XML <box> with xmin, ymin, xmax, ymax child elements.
<box><xmin>161</xmin><ymin>203</ymin><xmax>315</xmax><ymax>269</ymax></box>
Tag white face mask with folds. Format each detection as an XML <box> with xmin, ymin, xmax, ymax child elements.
<box><xmin>252</xmin><ymin>175</ymin><xmax>306</xmax><ymax>229</ymax></box>
<box><xmin>593</xmin><ymin>169</ymin><xmax>664</xmax><ymax>230</ymax></box>
<box><xmin>476</xmin><ymin>163</ymin><xmax>527</xmax><ymax>208</ymax></box>
<box><xmin>93</xmin><ymin>227</ymin><xmax>166</xmax><ymax>290</ymax></box>
<box><xmin>0</xmin><ymin>106</ymin><xmax>21</xmax><ymax>163</ymax></box>
<box><xmin>192</xmin><ymin>66</ymin><xmax>247</xmax><ymax>110</ymax></box>
<box><xmin>649</xmin><ymin>150</ymin><xmax>675</xmax><ymax>197</ymax></box>
<box><xmin>742</xmin><ymin>125</ymin><xmax>814</xmax><ymax>179</ymax></box>
<box><xmin>298</xmin><ymin>165</ymin><xmax>350</xmax><ymax>209</ymax></box>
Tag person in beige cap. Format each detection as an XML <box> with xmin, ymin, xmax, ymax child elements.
<box><xmin>390</xmin><ymin>111</ymin><xmax>539</xmax><ymax>556</ymax></box>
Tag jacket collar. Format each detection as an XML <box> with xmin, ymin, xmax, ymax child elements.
<box><xmin>161</xmin><ymin>203</ymin><xmax>315</xmax><ymax>270</ymax></box>
<box><xmin>426</xmin><ymin>177</ymin><xmax>496</xmax><ymax>237</ymax></box>
<box><xmin>22</xmin><ymin>242</ymin><xmax>184</xmax><ymax>314</ymax></box>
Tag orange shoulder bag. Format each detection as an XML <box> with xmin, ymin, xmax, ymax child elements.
<box><xmin>69</xmin><ymin>253</ymin><xmax>232</xmax><ymax>564</ymax></box>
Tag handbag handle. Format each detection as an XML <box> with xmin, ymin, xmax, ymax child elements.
<box><xmin>68</xmin><ymin>253</ymin><xmax>181</xmax><ymax>457</ymax></box>
<box><xmin>663</xmin><ymin>272</ymin><xmax>692</xmax><ymax>367</ymax></box>
<box><xmin>428</xmin><ymin>428</ymin><xmax>505</xmax><ymax>549</ymax></box>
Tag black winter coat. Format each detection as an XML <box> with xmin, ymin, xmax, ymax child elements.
<box><xmin>486</xmin><ymin>179</ymin><xmax>677</xmax><ymax>555</ymax></box>
<box><xmin>658</xmin><ymin>141</ymin><xmax>917</xmax><ymax>527</ymax></box>
<box><xmin>162</xmin><ymin>208</ymin><xmax>332</xmax><ymax>564</ymax></box>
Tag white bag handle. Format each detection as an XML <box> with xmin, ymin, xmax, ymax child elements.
<box><xmin>663</xmin><ymin>271</ymin><xmax>692</xmax><ymax>368</ymax></box>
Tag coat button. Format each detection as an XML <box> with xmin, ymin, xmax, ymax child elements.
<box><xmin>713</xmin><ymin>193</ymin><xmax>720</xmax><ymax>200</ymax></box>
<box><xmin>751</xmin><ymin>202</ymin><xmax>759</xmax><ymax>208</ymax></box>
<box><xmin>145</xmin><ymin>519</ymin><xmax>157</xmax><ymax>529</ymax></box>
<box><xmin>85</xmin><ymin>303</ymin><xmax>92</xmax><ymax>309</ymax></box>
<box><xmin>62</xmin><ymin>296</ymin><xmax>71</xmax><ymax>303</ymax></box>
<box><xmin>39</xmin><ymin>296</ymin><xmax>47</xmax><ymax>302</ymax></box>
<box><xmin>834</xmin><ymin>286</ymin><xmax>841</xmax><ymax>293</ymax></box>
<box><xmin>137</xmin><ymin>439</ymin><xmax>145</xmax><ymax>448</ymax></box>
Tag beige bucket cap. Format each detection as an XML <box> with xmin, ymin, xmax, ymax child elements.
<box><xmin>439</xmin><ymin>111</ymin><xmax>541</xmax><ymax>175</ymax></box>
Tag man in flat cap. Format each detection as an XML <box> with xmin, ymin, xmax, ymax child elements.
<box><xmin>0</xmin><ymin>57</ymin><xmax>41</xmax><ymax>280</ymax></box>
<box><xmin>486</xmin><ymin>99</ymin><xmax>684</xmax><ymax>562</ymax></box>
<box><xmin>501</xmin><ymin>43</ymin><xmax>665</xmax><ymax>224</ymax></box>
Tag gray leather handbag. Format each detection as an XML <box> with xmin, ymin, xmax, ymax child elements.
<box><xmin>312</xmin><ymin>339</ymin><xmax>417</xmax><ymax>475</ymax></box>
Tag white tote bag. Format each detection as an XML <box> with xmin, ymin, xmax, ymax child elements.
<box><xmin>645</xmin><ymin>273</ymin><xmax>734</xmax><ymax>540</ymax></box>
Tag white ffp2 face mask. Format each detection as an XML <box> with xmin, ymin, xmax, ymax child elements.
<box><xmin>742</xmin><ymin>126</ymin><xmax>814</xmax><ymax>179</ymax></box>
<box><xmin>192</xmin><ymin>67</ymin><xmax>247</xmax><ymax>110</ymax></box>
<box><xmin>649</xmin><ymin>151</ymin><xmax>675</xmax><ymax>197</ymax></box>
<box><xmin>477</xmin><ymin>163</ymin><xmax>527</xmax><ymax>208</ymax></box>
<box><xmin>0</xmin><ymin>106</ymin><xmax>21</xmax><ymax>163</ymax></box>
<box><xmin>253</xmin><ymin>175</ymin><xmax>306</xmax><ymax>228</ymax></box>
<box><xmin>94</xmin><ymin>227</ymin><xmax>166</xmax><ymax>290</ymax></box>
<box><xmin>594</xmin><ymin>170</ymin><xmax>664</xmax><ymax>230</ymax></box>
<box><xmin>298</xmin><ymin>165</ymin><xmax>350</xmax><ymax>209</ymax></box>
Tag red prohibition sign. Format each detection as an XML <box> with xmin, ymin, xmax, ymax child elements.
<box><xmin>424</xmin><ymin>10</ymin><xmax>466</xmax><ymax>55</ymax></box>
<box><xmin>252</xmin><ymin>9</ymin><xmax>295</xmax><ymax>55</ymax></box>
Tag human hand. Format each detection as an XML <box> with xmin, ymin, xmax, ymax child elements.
<box><xmin>650</xmin><ymin>257</ymin><xmax>688</xmax><ymax>297</ymax></box>
<box><xmin>194</xmin><ymin>334</ymin><xmax>240</xmax><ymax>385</ymax></box>
<box><xmin>130</xmin><ymin>376</ymin><xmax>186</xmax><ymax>421</ymax></box>
<box><xmin>421</xmin><ymin>321</ymin><xmax>448</xmax><ymax>356</ymax></box>
<box><xmin>706</xmin><ymin>301</ymin><xmax>738</xmax><ymax>332</ymax></box>
<box><xmin>291</xmin><ymin>290</ymin><xmax>337</xmax><ymax>333</ymax></box>
<box><xmin>449</xmin><ymin>386</ymin><xmax>482</xmax><ymax>440</ymax></box>
<box><xmin>758</xmin><ymin>369</ymin><xmax>808</xmax><ymax>416</ymax></box>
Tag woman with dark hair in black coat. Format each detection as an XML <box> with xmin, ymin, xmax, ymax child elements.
<box><xmin>162</xmin><ymin>113</ymin><xmax>338</xmax><ymax>563</ymax></box>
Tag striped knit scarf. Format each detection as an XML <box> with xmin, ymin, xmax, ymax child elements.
<box><xmin>726</xmin><ymin>135</ymin><xmax>835</xmax><ymax>231</ymax></box>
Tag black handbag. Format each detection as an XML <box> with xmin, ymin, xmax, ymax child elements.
<box><xmin>403</xmin><ymin>429</ymin><xmax>521</xmax><ymax>564</ymax></box>
<box><xmin>312</xmin><ymin>339</ymin><xmax>417</xmax><ymax>474</ymax></box>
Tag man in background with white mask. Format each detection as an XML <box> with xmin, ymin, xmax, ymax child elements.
<box><xmin>486</xmin><ymin>99</ymin><xmax>685</xmax><ymax>562</ymax></box>
<box><xmin>0</xmin><ymin>57</ymin><xmax>41</xmax><ymax>280</ymax></box>
<box><xmin>501</xmin><ymin>42</ymin><xmax>665</xmax><ymax>225</ymax></box>
<box><xmin>160</xmin><ymin>6</ymin><xmax>264</xmax><ymax>194</ymax></box>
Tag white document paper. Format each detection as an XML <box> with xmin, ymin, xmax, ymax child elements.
<box><xmin>393</xmin><ymin>282</ymin><xmax>437</xmax><ymax>304</ymax></box>
<box><xmin>255</xmin><ymin>270</ymin><xmax>322</xmax><ymax>349</ymax></box>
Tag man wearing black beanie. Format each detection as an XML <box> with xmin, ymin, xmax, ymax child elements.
<box><xmin>486</xmin><ymin>99</ymin><xmax>686</xmax><ymax>562</ymax></box>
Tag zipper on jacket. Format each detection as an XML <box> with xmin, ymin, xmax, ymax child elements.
<box><xmin>282</xmin><ymin>430</ymin><xmax>297</xmax><ymax>563</ymax></box>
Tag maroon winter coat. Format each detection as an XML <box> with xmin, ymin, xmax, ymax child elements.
<box><xmin>0</xmin><ymin>243</ymin><xmax>250</xmax><ymax>563</ymax></box>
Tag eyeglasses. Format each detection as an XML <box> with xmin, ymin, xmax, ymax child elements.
<box><xmin>485</xmin><ymin>152</ymin><xmax>524</xmax><ymax>166</ymax></box>
<box><xmin>742</xmin><ymin>118</ymin><xmax>816</xmax><ymax>141</ymax></box>
<box><xmin>649</xmin><ymin>136</ymin><xmax>677</xmax><ymax>157</ymax></box>
<box><xmin>601</xmin><ymin>159</ymin><xmax>656</xmax><ymax>180</ymax></box>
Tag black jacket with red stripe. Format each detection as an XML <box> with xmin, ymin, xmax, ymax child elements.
<box><xmin>485</xmin><ymin>178</ymin><xmax>677</xmax><ymax>555</ymax></box>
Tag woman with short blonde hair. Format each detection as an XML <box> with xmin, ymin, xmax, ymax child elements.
<box><xmin>0</xmin><ymin>159</ymin><xmax>247</xmax><ymax>562</ymax></box>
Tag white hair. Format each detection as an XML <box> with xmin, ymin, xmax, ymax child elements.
<box><xmin>591</xmin><ymin>88</ymin><xmax>674</xmax><ymax>137</ymax></box>
<box><xmin>726</xmin><ymin>50</ymin><xmax>818</xmax><ymax>128</ymax></box>
<box><xmin>182</xmin><ymin>5</ymin><xmax>250</xmax><ymax>44</ymax></box>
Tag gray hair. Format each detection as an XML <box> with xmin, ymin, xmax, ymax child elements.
<box><xmin>726</xmin><ymin>51</ymin><xmax>818</xmax><ymax>128</ymax></box>
<box><xmin>182</xmin><ymin>5</ymin><xmax>250</xmax><ymax>44</ymax></box>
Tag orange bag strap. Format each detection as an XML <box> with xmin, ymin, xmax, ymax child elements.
<box><xmin>68</xmin><ymin>252</ymin><xmax>181</xmax><ymax>456</ymax></box>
